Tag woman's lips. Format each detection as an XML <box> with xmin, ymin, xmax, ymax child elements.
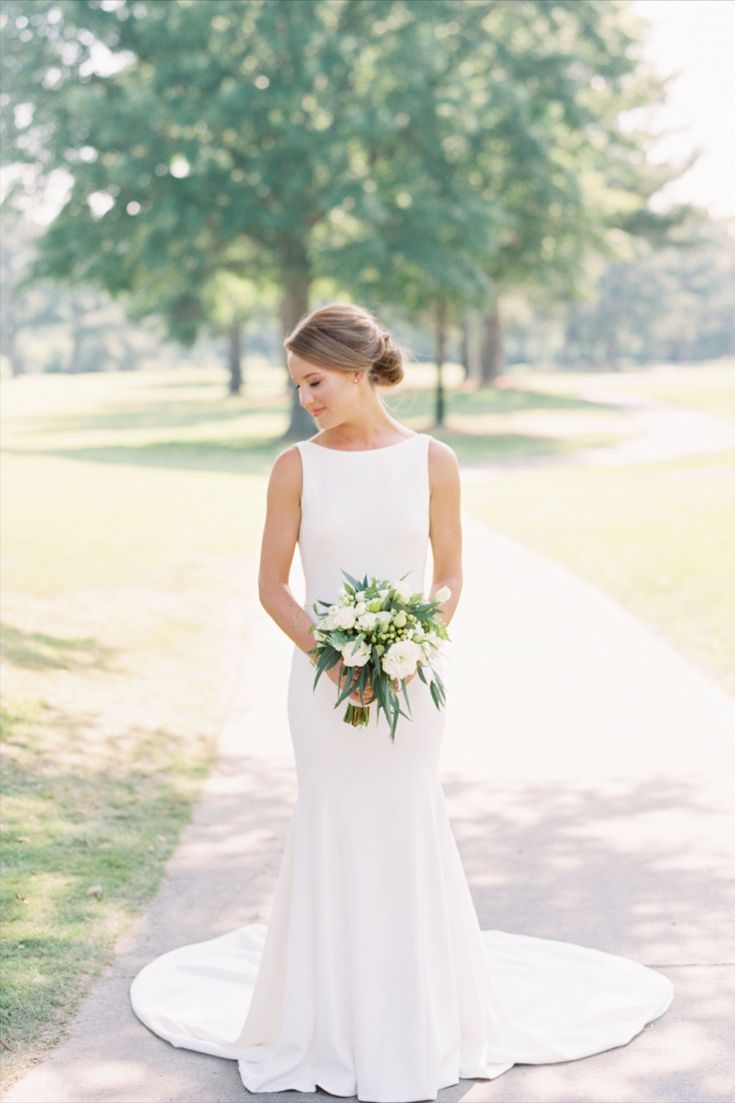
<box><xmin>311</xmin><ymin>407</ymin><xmax>326</xmax><ymax>416</ymax></box>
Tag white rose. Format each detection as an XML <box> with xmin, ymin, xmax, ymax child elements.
<box><xmin>381</xmin><ymin>639</ymin><xmax>422</xmax><ymax>681</ymax></box>
<box><xmin>341</xmin><ymin>638</ymin><xmax>371</xmax><ymax>667</ymax></box>
<box><xmin>392</xmin><ymin>578</ymin><xmax>414</xmax><ymax>602</ymax></box>
<box><xmin>355</xmin><ymin>601</ymin><xmax>367</xmax><ymax>616</ymax></box>
<box><xmin>356</xmin><ymin>611</ymin><xmax>379</xmax><ymax>631</ymax></box>
<box><xmin>433</xmin><ymin>585</ymin><xmax>451</xmax><ymax>604</ymax></box>
<box><xmin>333</xmin><ymin>605</ymin><xmax>357</xmax><ymax>630</ymax></box>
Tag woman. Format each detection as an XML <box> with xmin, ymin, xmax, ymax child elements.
<box><xmin>130</xmin><ymin>303</ymin><xmax>673</xmax><ymax>1102</ymax></box>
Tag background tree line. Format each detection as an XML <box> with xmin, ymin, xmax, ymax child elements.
<box><xmin>2</xmin><ymin>0</ymin><xmax>726</xmax><ymax>432</ymax></box>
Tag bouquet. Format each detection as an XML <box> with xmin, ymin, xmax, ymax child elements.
<box><xmin>307</xmin><ymin>570</ymin><xmax>451</xmax><ymax>742</ymax></box>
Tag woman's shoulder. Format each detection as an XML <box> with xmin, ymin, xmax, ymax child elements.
<box><xmin>427</xmin><ymin>435</ymin><xmax>459</xmax><ymax>467</ymax></box>
<box><xmin>427</xmin><ymin>436</ymin><xmax>460</xmax><ymax>493</ymax></box>
<box><xmin>267</xmin><ymin>444</ymin><xmax>303</xmax><ymax>498</ymax></box>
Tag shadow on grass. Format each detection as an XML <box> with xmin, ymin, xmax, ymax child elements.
<box><xmin>448</xmin><ymin>385</ymin><xmax>621</xmax><ymax>416</ymax></box>
<box><xmin>1</xmin><ymin>623</ymin><xmax>119</xmax><ymax>673</ymax></box>
<box><xmin>1</xmin><ymin>708</ymin><xmax>218</xmax><ymax>1061</ymax></box>
<box><xmin>2</xmin><ymin>429</ymin><xmax>600</xmax><ymax>476</ymax></box>
<box><xmin>14</xmin><ymin>401</ymin><xmax>286</xmax><ymax>437</ymax></box>
<box><xmin>2</xmin><ymin>383</ymin><xmax>626</xmax><ymax>476</ymax></box>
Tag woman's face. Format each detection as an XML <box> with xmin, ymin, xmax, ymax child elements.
<box><xmin>287</xmin><ymin>351</ymin><xmax>359</xmax><ymax>427</ymax></box>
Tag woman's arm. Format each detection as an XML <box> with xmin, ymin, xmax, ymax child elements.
<box><xmin>257</xmin><ymin>447</ymin><xmax>373</xmax><ymax>702</ymax></box>
<box><xmin>257</xmin><ymin>447</ymin><xmax>316</xmax><ymax>657</ymax></box>
<box><xmin>427</xmin><ymin>439</ymin><xmax>463</xmax><ymax>628</ymax></box>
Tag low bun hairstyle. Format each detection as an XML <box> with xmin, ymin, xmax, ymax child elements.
<box><xmin>283</xmin><ymin>303</ymin><xmax>405</xmax><ymax>388</ymax></box>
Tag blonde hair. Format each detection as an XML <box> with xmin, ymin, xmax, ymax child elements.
<box><xmin>283</xmin><ymin>302</ymin><xmax>404</xmax><ymax>387</ymax></box>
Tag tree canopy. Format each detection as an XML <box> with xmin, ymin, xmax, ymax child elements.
<box><xmin>1</xmin><ymin>0</ymin><xmax>687</xmax><ymax>423</ymax></box>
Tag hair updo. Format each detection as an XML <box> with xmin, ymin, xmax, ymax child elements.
<box><xmin>283</xmin><ymin>302</ymin><xmax>404</xmax><ymax>387</ymax></box>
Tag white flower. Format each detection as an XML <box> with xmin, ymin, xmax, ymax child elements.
<box><xmin>337</xmin><ymin>589</ymin><xmax>354</xmax><ymax>606</ymax></box>
<box><xmin>356</xmin><ymin>611</ymin><xmax>379</xmax><ymax>631</ymax></box>
<box><xmin>392</xmin><ymin>609</ymin><xmax>407</xmax><ymax>628</ymax></box>
<box><xmin>341</xmin><ymin>638</ymin><xmax>371</xmax><ymax>667</ymax></box>
<box><xmin>355</xmin><ymin>601</ymin><xmax>367</xmax><ymax>616</ymax></box>
<box><xmin>332</xmin><ymin>605</ymin><xmax>357</xmax><ymax>630</ymax></box>
<box><xmin>381</xmin><ymin>639</ymin><xmax>423</xmax><ymax>680</ymax></box>
<box><xmin>392</xmin><ymin>578</ymin><xmax>414</xmax><ymax>602</ymax></box>
<box><xmin>376</xmin><ymin>610</ymin><xmax>392</xmax><ymax>626</ymax></box>
<box><xmin>433</xmin><ymin>585</ymin><xmax>451</xmax><ymax>604</ymax></box>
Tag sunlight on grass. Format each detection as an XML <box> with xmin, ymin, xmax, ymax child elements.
<box><xmin>509</xmin><ymin>361</ymin><xmax>735</xmax><ymax>421</ymax></box>
<box><xmin>464</xmin><ymin>449</ymin><xmax>735</xmax><ymax>694</ymax></box>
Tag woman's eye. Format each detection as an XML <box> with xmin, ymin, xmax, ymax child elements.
<box><xmin>309</xmin><ymin>382</ymin><xmax>320</xmax><ymax>388</ymax></box>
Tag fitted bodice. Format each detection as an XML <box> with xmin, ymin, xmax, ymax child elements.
<box><xmin>294</xmin><ymin>433</ymin><xmax>431</xmax><ymax>612</ymax></box>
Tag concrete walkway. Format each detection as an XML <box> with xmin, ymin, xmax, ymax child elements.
<box><xmin>573</xmin><ymin>383</ymin><xmax>735</xmax><ymax>466</ymax></box>
<box><xmin>5</xmin><ymin>509</ymin><xmax>735</xmax><ymax>1103</ymax></box>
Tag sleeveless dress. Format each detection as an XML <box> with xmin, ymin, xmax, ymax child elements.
<box><xmin>129</xmin><ymin>432</ymin><xmax>673</xmax><ymax>1102</ymax></box>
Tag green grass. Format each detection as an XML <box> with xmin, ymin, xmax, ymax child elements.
<box><xmin>463</xmin><ymin>449</ymin><xmax>735</xmax><ymax>695</ymax></box>
<box><xmin>1</xmin><ymin>369</ymin><xmax>265</xmax><ymax>1086</ymax></box>
<box><xmin>508</xmin><ymin>361</ymin><xmax>735</xmax><ymax>421</ymax></box>
<box><xmin>2</xmin><ymin>697</ymin><xmax>216</xmax><ymax>1056</ymax></box>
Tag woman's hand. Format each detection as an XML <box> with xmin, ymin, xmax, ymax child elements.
<box><xmin>326</xmin><ymin>659</ymin><xmax>423</xmax><ymax>702</ymax></box>
<box><xmin>327</xmin><ymin>659</ymin><xmax>376</xmax><ymax>704</ymax></box>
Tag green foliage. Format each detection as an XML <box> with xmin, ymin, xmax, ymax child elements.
<box><xmin>1</xmin><ymin>0</ymin><xmax>681</xmax><ymax>349</ymax></box>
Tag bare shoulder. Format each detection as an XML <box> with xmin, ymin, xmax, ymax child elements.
<box><xmin>427</xmin><ymin>436</ymin><xmax>460</xmax><ymax>494</ymax></box>
<box><xmin>266</xmin><ymin>443</ymin><xmax>302</xmax><ymax>500</ymax></box>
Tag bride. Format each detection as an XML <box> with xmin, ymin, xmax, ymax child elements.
<box><xmin>130</xmin><ymin>302</ymin><xmax>673</xmax><ymax>1102</ymax></box>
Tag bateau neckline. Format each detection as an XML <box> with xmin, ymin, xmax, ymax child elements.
<box><xmin>303</xmin><ymin>432</ymin><xmax>424</xmax><ymax>454</ymax></box>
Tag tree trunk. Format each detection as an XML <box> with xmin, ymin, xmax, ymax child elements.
<box><xmin>463</xmin><ymin>307</ymin><xmax>482</xmax><ymax>384</ymax></box>
<box><xmin>4</xmin><ymin>319</ymin><xmax>25</xmax><ymax>377</ymax></box>
<box><xmin>480</xmin><ymin>304</ymin><xmax>503</xmax><ymax>384</ymax></box>
<box><xmin>68</xmin><ymin>320</ymin><xmax>85</xmax><ymax>373</ymax></box>
<box><xmin>227</xmin><ymin>318</ymin><xmax>243</xmax><ymax>395</ymax></box>
<box><xmin>459</xmin><ymin>313</ymin><xmax>469</xmax><ymax>382</ymax></box>
<box><xmin>433</xmin><ymin>298</ymin><xmax>448</xmax><ymax>429</ymax></box>
<box><xmin>280</xmin><ymin>243</ymin><xmax>313</xmax><ymax>440</ymax></box>
<box><xmin>0</xmin><ymin>282</ymin><xmax>24</xmax><ymax>376</ymax></box>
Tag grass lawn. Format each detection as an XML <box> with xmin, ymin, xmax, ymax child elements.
<box><xmin>1</xmin><ymin>370</ymin><xmax>264</xmax><ymax>1088</ymax></box>
<box><xmin>507</xmin><ymin>360</ymin><xmax>735</xmax><ymax>422</ymax></box>
<box><xmin>463</xmin><ymin>449</ymin><xmax>735</xmax><ymax>696</ymax></box>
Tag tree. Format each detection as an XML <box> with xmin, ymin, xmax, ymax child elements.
<box><xmin>2</xmin><ymin>0</ymin><xmax>686</xmax><ymax>428</ymax></box>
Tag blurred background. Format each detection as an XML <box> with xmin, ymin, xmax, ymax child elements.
<box><xmin>1</xmin><ymin>0</ymin><xmax>733</xmax><ymax>1088</ymax></box>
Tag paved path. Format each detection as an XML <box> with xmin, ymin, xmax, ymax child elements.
<box><xmin>573</xmin><ymin>384</ymin><xmax>735</xmax><ymax>466</ymax></box>
<box><xmin>460</xmin><ymin>383</ymin><xmax>735</xmax><ymax>483</ymax></box>
<box><xmin>5</xmin><ymin>509</ymin><xmax>735</xmax><ymax>1103</ymax></box>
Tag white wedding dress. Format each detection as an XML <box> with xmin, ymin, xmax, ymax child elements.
<box><xmin>130</xmin><ymin>432</ymin><xmax>673</xmax><ymax>1102</ymax></box>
